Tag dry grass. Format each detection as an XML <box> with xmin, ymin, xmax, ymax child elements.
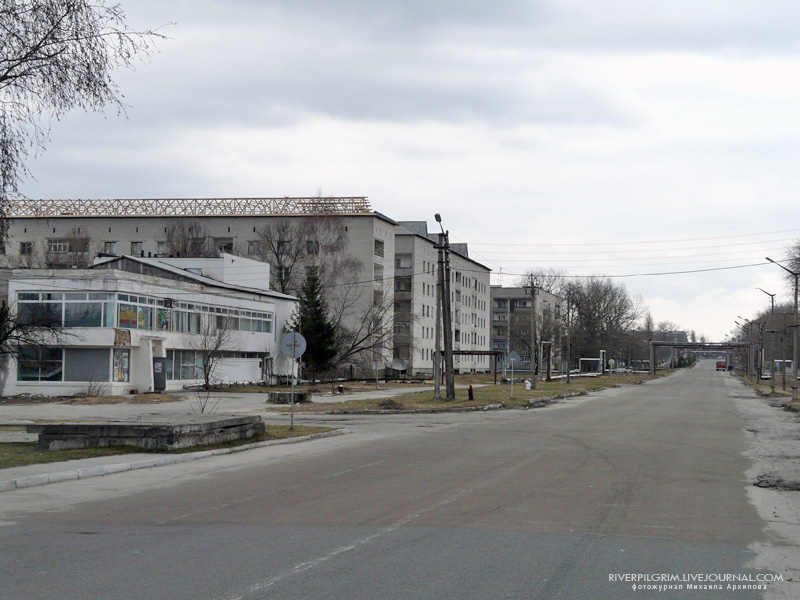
<box><xmin>63</xmin><ymin>393</ymin><xmax>182</xmax><ymax>405</ymax></box>
<box><xmin>269</xmin><ymin>372</ymin><xmax>668</xmax><ymax>413</ymax></box>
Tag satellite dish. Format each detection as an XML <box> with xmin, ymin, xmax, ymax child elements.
<box><xmin>390</xmin><ymin>358</ymin><xmax>408</xmax><ymax>371</ymax></box>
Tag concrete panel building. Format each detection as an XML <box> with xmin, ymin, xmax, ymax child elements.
<box><xmin>490</xmin><ymin>285</ymin><xmax>563</xmax><ymax>374</ymax></box>
<box><xmin>394</xmin><ymin>222</ymin><xmax>491</xmax><ymax>375</ymax></box>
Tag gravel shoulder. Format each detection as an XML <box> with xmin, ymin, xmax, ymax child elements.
<box><xmin>728</xmin><ymin>375</ymin><xmax>800</xmax><ymax>599</ymax></box>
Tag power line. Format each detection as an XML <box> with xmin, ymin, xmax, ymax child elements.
<box><xmin>470</xmin><ymin>228</ymin><xmax>800</xmax><ymax>248</ymax></box>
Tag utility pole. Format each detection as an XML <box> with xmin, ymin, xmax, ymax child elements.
<box><xmin>757</xmin><ymin>287</ymin><xmax>776</xmax><ymax>394</ymax></box>
<box><xmin>435</xmin><ymin>214</ymin><xmax>455</xmax><ymax>400</ymax></box>
<box><xmin>433</xmin><ymin>257</ymin><xmax>442</xmax><ymax>399</ymax></box>
<box><xmin>525</xmin><ymin>280</ymin><xmax>538</xmax><ymax>389</ymax></box>
<box><xmin>565</xmin><ymin>294</ymin><xmax>572</xmax><ymax>384</ymax></box>
<box><xmin>767</xmin><ymin>257</ymin><xmax>799</xmax><ymax>403</ymax></box>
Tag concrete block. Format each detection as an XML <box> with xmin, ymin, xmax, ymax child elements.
<box><xmin>102</xmin><ymin>463</ymin><xmax>132</xmax><ymax>475</ymax></box>
<box><xmin>0</xmin><ymin>480</ymin><xmax>17</xmax><ymax>492</ymax></box>
<box><xmin>15</xmin><ymin>474</ymin><xmax>49</xmax><ymax>488</ymax></box>
<box><xmin>77</xmin><ymin>465</ymin><xmax>109</xmax><ymax>479</ymax></box>
<box><xmin>47</xmin><ymin>471</ymin><xmax>79</xmax><ymax>484</ymax></box>
<box><xmin>129</xmin><ymin>459</ymin><xmax>157</xmax><ymax>470</ymax></box>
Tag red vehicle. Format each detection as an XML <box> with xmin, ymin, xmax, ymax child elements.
<box><xmin>715</xmin><ymin>361</ymin><xmax>727</xmax><ymax>371</ymax></box>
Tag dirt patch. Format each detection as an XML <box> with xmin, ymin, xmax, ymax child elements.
<box><xmin>754</xmin><ymin>474</ymin><xmax>800</xmax><ymax>491</ymax></box>
<box><xmin>63</xmin><ymin>393</ymin><xmax>181</xmax><ymax>405</ymax></box>
<box><xmin>378</xmin><ymin>399</ymin><xmax>404</xmax><ymax>410</ymax></box>
<box><xmin>0</xmin><ymin>394</ymin><xmax>63</xmax><ymax>405</ymax></box>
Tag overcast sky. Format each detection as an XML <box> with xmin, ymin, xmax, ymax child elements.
<box><xmin>20</xmin><ymin>0</ymin><xmax>800</xmax><ymax>341</ymax></box>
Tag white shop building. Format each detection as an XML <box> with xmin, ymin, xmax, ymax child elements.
<box><xmin>2</xmin><ymin>254</ymin><xmax>298</xmax><ymax>395</ymax></box>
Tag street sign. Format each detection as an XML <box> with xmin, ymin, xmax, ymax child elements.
<box><xmin>508</xmin><ymin>351</ymin><xmax>522</xmax><ymax>365</ymax></box>
<box><xmin>280</xmin><ymin>332</ymin><xmax>307</xmax><ymax>359</ymax></box>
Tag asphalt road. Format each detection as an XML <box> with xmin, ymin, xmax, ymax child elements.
<box><xmin>0</xmin><ymin>362</ymin><xmax>784</xmax><ymax>599</ymax></box>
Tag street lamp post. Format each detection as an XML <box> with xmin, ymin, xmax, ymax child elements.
<box><xmin>766</xmin><ymin>257</ymin><xmax>799</xmax><ymax>402</ymax></box>
<box><xmin>757</xmin><ymin>287</ymin><xmax>776</xmax><ymax>393</ymax></box>
<box><xmin>435</xmin><ymin>213</ymin><xmax>455</xmax><ymax>401</ymax></box>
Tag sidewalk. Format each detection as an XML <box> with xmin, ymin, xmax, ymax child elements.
<box><xmin>0</xmin><ymin>428</ymin><xmax>347</xmax><ymax>493</ymax></box>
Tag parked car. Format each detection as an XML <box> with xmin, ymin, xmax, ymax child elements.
<box><xmin>715</xmin><ymin>361</ymin><xmax>727</xmax><ymax>371</ymax></box>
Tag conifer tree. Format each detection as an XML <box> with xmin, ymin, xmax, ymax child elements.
<box><xmin>297</xmin><ymin>268</ymin><xmax>337</xmax><ymax>379</ymax></box>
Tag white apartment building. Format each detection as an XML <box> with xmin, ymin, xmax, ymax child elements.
<box><xmin>394</xmin><ymin>222</ymin><xmax>491</xmax><ymax>375</ymax></box>
<box><xmin>2</xmin><ymin>254</ymin><xmax>297</xmax><ymax>395</ymax></box>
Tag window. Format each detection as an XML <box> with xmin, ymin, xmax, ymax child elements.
<box><xmin>118</xmin><ymin>304</ymin><xmax>138</xmax><ymax>328</ymax></box>
<box><xmin>306</xmin><ymin>240</ymin><xmax>320</xmax><ymax>255</ymax></box>
<box><xmin>247</xmin><ymin>240</ymin><xmax>261</xmax><ymax>255</ymax></box>
<box><xmin>48</xmin><ymin>239</ymin><xmax>70</xmax><ymax>253</ymax></box>
<box><xmin>215</xmin><ymin>238</ymin><xmax>233</xmax><ymax>253</ymax></box>
<box><xmin>277</xmin><ymin>240</ymin><xmax>290</xmax><ymax>253</ymax></box>
<box><xmin>157</xmin><ymin>241</ymin><xmax>170</xmax><ymax>255</ymax></box>
<box><xmin>17</xmin><ymin>347</ymin><xmax>63</xmax><ymax>382</ymax></box>
<box><xmin>65</xmin><ymin>303</ymin><xmax>102</xmax><ymax>327</ymax></box>
<box><xmin>19</xmin><ymin>242</ymin><xmax>32</xmax><ymax>255</ymax></box>
<box><xmin>374</xmin><ymin>239</ymin><xmax>384</xmax><ymax>257</ymax></box>
<box><xmin>130</xmin><ymin>242</ymin><xmax>143</xmax><ymax>256</ymax></box>
<box><xmin>103</xmin><ymin>241</ymin><xmax>117</xmax><ymax>254</ymax></box>
<box><xmin>64</xmin><ymin>348</ymin><xmax>110</xmax><ymax>382</ymax></box>
<box><xmin>18</xmin><ymin>302</ymin><xmax>61</xmax><ymax>327</ymax></box>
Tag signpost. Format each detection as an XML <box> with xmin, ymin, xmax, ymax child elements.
<box><xmin>280</xmin><ymin>332</ymin><xmax>307</xmax><ymax>429</ymax></box>
<box><xmin>507</xmin><ymin>351</ymin><xmax>521</xmax><ymax>399</ymax></box>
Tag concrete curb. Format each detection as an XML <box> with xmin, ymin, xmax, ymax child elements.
<box><xmin>0</xmin><ymin>429</ymin><xmax>347</xmax><ymax>493</ymax></box>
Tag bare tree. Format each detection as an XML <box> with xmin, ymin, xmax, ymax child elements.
<box><xmin>564</xmin><ymin>276</ymin><xmax>646</xmax><ymax>362</ymax></box>
<box><xmin>333</xmin><ymin>289</ymin><xmax>394</xmax><ymax>374</ymax></box>
<box><xmin>44</xmin><ymin>228</ymin><xmax>92</xmax><ymax>268</ymax></box>
<box><xmin>9</xmin><ymin>240</ymin><xmax>46</xmax><ymax>268</ymax></box>
<box><xmin>166</xmin><ymin>219</ymin><xmax>215</xmax><ymax>258</ymax></box>
<box><xmin>0</xmin><ymin>1</ymin><xmax>165</xmax><ymax>236</ymax></box>
<box><xmin>253</xmin><ymin>219</ymin><xmax>307</xmax><ymax>293</ymax></box>
<box><xmin>515</xmin><ymin>268</ymin><xmax>567</xmax><ymax>296</ymax></box>
<box><xmin>0</xmin><ymin>299</ymin><xmax>68</xmax><ymax>360</ymax></box>
<box><xmin>191</xmin><ymin>314</ymin><xmax>234</xmax><ymax>392</ymax></box>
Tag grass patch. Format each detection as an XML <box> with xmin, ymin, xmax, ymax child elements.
<box><xmin>270</xmin><ymin>372</ymin><xmax>669</xmax><ymax>413</ymax></box>
<box><xmin>0</xmin><ymin>444</ymin><xmax>142</xmax><ymax>469</ymax></box>
<box><xmin>0</xmin><ymin>425</ymin><xmax>334</xmax><ymax>469</ymax></box>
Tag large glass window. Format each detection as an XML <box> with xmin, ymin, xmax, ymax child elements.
<box><xmin>65</xmin><ymin>303</ymin><xmax>102</xmax><ymax>327</ymax></box>
<box><xmin>17</xmin><ymin>347</ymin><xmax>63</xmax><ymax>382</ymax></box>
<box><xmin>18</xmin><ymin>303</ymin><xmax>61</xmax><ymax>327</ymax></box>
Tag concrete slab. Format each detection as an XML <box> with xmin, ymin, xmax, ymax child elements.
<box><xmin>28</xmin><ymin>414</ymin><xmax>264</xmax><ymax>450</ymax></box>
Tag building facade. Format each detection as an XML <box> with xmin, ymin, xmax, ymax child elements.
<box><xmin>490</xmin><ymin>286</ymin><xmax>563</xmax><ymax>374</ymax></box>
<box><xmin>4</xmin><ymin>198</ymin><xmax>395</xmax><ymax>377</ymax></box>
<box><xmin>2</xmin><ymin>254</ymin><xmax>297</xmax><ymax>395</ymax></box>
<box><xmin>394</xmin><ymin>222</ymin><xmax>491</xmax><ymax>375</ymax></box>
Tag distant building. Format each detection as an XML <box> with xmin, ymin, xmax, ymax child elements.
<box><xmin>3</xmin><ymin>254</ymin><xmax>297</xmax><ymax>395</ymax></box>
<box><xmin>490</xmin><ymin>286</ymin><xmax>563</xmax><ymax>372</ymax></box>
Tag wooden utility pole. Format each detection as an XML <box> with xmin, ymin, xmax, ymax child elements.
<box><xmin>529</xmin><ymin>282</ymin><xmax>538</xmax><ymax>389</ymax></box>
<box><xmin>437</xmin><ymin>230</ymin><xmax>455</xmax><ymax>400</ymax></box>
<box><xmin>433</xmin><ymin>254</ymin><xmax>442</xmax><ymax>399</ymax></box>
